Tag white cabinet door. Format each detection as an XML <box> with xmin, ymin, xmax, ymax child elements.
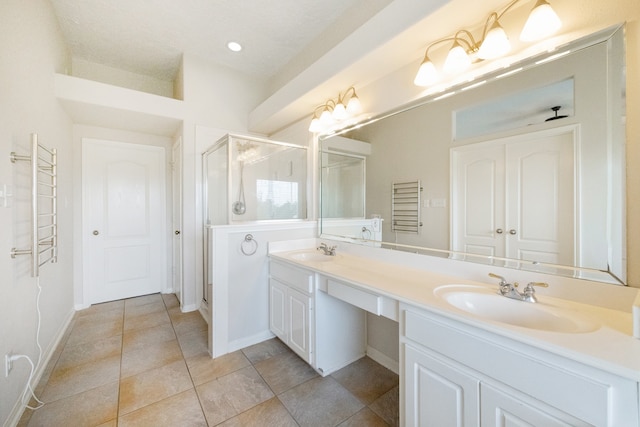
<box><xmin>269</xmin><ymin>279</ymin><xmax>287</xmax><ymax>342</ymax></box>
<box><xmin>481</xmin><ymin>383</ymin><xmax>588</xmax><ymax>427</ymax></box>
<box><xmin>288</xmin><ymin>286</ymin><xmax>312</xmax><ymax>363</ymax></box>
<box><xmin>404</xmin><ymin>343</ymin><xmax>479</xmax><ymax>427</ymax></box>
<box><xmin>268</xmin><ymin>267</ymin><xmax>313</xmax><ymax>364</ymax></box>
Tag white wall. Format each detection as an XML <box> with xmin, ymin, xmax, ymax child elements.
<box><xmin>179</xmin><ymin>56</ymin><xmax>270</xmax><ymax>311</ymax></box>
<box><xmin>0</xmin><ymin>1</ymin><xmax>74</xmax><ymax>424</ymax></box>
<box><xmin>209</xmin><ymin>223</ymin><xmax>317</xmax><ymax>357</ymax></box>
<box><xmin>71</xmin><ymin>58</ymin><xmax>175</xmax><ymax>98</ymax></box>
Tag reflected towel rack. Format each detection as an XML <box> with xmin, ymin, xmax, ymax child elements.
<box><xmin>392</xmin><ymin>180</ymin><xmax>422</xmax><ymax>234</ymax></box>
<box><xmin>10</xmin><ymin>133</ymin><xmax>57</xmax><ymax>277</ymax></box>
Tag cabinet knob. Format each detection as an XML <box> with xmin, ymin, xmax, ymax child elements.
<box><xmin>175</xmin><ymin>230</ymin><xmax>181</xmax><ymax>235</ymax></box>
<box><xmin>496</xmin><ymin>228</ymin><xmax>503</xmax><ymax>234</ymax></box>
<box><xmin>509</xmin><ymin>229</ymin><xmax>517</xmax><ymax>235</ymax></box>
<box><xmin>92</xmin><ymin>230</ymin><xmax>99</xmax><ymax>236</ymax></box>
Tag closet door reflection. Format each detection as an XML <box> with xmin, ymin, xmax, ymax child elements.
<box><xmin>452</xmin><ymin>129</ymin><xmax>575</xmax><ymax>266</ymax></box>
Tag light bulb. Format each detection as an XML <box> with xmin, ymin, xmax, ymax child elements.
<box><xmin>346</xmin><ymin>95</ymin><xmax>361</xmax><ymax>116</ymax></box>
<box><xmin>414</xmin><ymin>56</ymin><xmax>438</xmax><ymax>86</ymax></box>
<box><xmin>478</xmin><ymin>22</ymin><xmax>511</xmax><ymax>60</ymax></box>
<box><xmin>520</xmin><ymin>0</ymin><xmax>561</xmax><ymax>42</ymax></box>
<box><xmin>443</xmin><ymin>42</ymin><xmax>471</xmax><ymax>74</ymax></box>
<box><xmin>319</xmin><ymin>109</ymin><xmax>333</xmax><ymax>126</ymax></box>
<box><xmin>309</xmin><ymin>117</ymin><xmax>322</xmax><ymax>133</ymax></box>
<box><xmin>332</xmin><ymin>102</ymin><xmax>347</xmax><ymax>120</ymax></box>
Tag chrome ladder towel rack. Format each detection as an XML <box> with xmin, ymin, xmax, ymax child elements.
<box><xmin>391</xmin><ymin>180</ymin><xmax>422</xmax><ymax>234</ymax></box>
<box><xmin>10</xmin><ymin>133</ymin><xmax>57</xmax><ymax>277</ymax></box>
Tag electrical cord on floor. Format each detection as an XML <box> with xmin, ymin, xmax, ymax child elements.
<box><xmin>12</xmin><ymin>354</ymin><xmax>44</xmax><ymax>410</ymax></box>
<box><xmin>12</xmin><ymin>276</ymin><xmax>45</xmax><ymax>410</ymax></box>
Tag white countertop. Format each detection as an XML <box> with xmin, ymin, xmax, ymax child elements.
<box><xmin>269</xmin><ymin>243</ymin><xmax>640</xmax><ymax>382</ymax></box>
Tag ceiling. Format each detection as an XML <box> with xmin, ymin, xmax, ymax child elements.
<box><xmin>49</xmin><ymin>0</ymin><xmax>372</xmax><ymax>82</ymax></box>
<box><xmin>48</xmin><ymin>0</ymin><xmax>589</xmax><ymax>134</ymax></box>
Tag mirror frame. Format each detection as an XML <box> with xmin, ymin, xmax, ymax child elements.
<box><xmin>319</xmin><ymin>24</ymin><xmax>626</xmax><ymax>285</ymax></box>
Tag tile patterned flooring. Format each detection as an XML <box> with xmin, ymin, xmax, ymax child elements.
<box><xmin>18</xmin><ymin>293</ymin><xmax>399</xmax><ymax>426</ymax></box>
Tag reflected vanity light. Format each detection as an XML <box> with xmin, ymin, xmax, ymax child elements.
<box><xmin>535</xmin><ymin>50</ymin><xmax>571</xmax><ymax>64</ymax></box>
<box><xmin>414</xmin><ymin>0</ymin><xmax>561</xmax><ymax>87</ymax></box>
<box><xmin>433</xmin><ymin>91</ymin><xmax>456</xmax><ymax>101</ymax></box>
<box><xmin>309</xmin><ymin>86</ymin><xmax>362</xmax><ymax>133</ymax></box>
<box><xmin>496</xmin><ymin>66</ymin><xmax>523</xmax><ymax>79</ymax></box>
<box><xmin>460</xmin><ymin>80</ymin><xmax>487</xmax><ymax>91</ymax></box>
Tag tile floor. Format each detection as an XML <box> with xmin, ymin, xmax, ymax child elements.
<box><xmin>18</xmin><ymin>293</ymin><xmax>399</xmax><ymax>427</ymax></box>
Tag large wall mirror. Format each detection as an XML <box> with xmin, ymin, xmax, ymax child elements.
<box><xmin>320</xmin><ymin>25</ymin><xmax>626</xmax><ymax>285</ymax></box>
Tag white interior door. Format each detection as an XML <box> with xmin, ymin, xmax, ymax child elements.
<box><xmin>506</xmin><ymin>133</ymin><xmax>575</xmax><ymax>265</ymax></box>
<box><xmin>172</xmin><ymin>138</ymin><xmax>183</xmax><ymax>304</ymax></box>
<box><xmin>83</xmin><ymin>139</ymin><xmax>167</xmax><ymax>304</ymax></box>
<box><xmin>452</xmin><ymin>129</ymin><xmax>575</xmax><ymax>266</ymax></box>
<box><xmin>452</xmin><ymin>145</ymin><xmax>506</xmax><ymax>257</ymax></box>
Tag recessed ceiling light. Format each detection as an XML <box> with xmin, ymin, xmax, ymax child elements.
<box><xmin>227</xmin><ymin>41</ymin><xmax>242</xmax><ymax>52</ymax></box>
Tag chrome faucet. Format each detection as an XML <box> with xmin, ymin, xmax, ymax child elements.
<box><xmin>317</xmin><ymin>243</ymin><xmax>337</xmax><ymax>256</ymax></box>
<box><xmin>488</xmin><ymin>273</ymin><xmax>548</xmax><ymax>303</ymax></box>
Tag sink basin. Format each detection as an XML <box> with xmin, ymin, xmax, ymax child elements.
<box><xmin>434</xmin><ymin>285</ymin><xmax>599</xmax><ymax>333</ymax></box>
<box><xmin>289</xmin><ymin>251</ymin><xmax>336</xmax><ymax>262</ymax></box>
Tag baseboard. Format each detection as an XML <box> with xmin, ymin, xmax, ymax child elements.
<box><xmin>366</xmin><ymin>345</ymin><xmax>399</xmax><ymax>375</ymax></box>
<box><xmin>5</xmin><ymin>307</ymin><xmax>75</xmax><ymax>427</ymax></box>
<box><xmin>227</xmin><ymin>330</ymin><xmax>275</xmax><ymax>354</ymax></box>
<box><xmin>198</xmin><ymin>305</ymin><xmax>209</xmax><ymax>325</ymax></box>
<box><xmin>180</xmin><ymin>303</ymin><xmax>199</xmax><ymax>313</ymax></box>
<box><xmin>316</xmin><ymin>352</ymin><xmax>366</xmax><ymax>377</ymax></box>
<box><xmin>73</xmin><ymin>302</ymin><xmax>90</xmax><ymax>311</ymax></box>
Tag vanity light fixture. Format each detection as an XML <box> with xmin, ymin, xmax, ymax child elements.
<box><xmin>309</xmin><ymin>86</ymin><xmax>362</xmax><ymax>133</ymax></box>
<box><xmin>414</xmin><ymin>0</ymin><xmax>561</xmax><ymax>87</ymax></box>
<box><xmin>520</xmin><ymin>0</ymin><xmax>562</xmax><ymax>42</ymax></box>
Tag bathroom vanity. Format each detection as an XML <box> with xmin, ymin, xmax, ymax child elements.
<box><xmin>269</xmin><ymin>257</ymin><xmax>367</xmax><ymax>374</ymax></box>
<box><xmin>268</xmin><ymin>239</ymin><xmax>640</xmax><ymax>427</ymax></box>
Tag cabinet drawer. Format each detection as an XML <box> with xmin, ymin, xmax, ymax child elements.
<box><xmin>328</xmin><ymin>280</ymin><xmax>381</xmax><ymax>315</ymax></box>
<box><xmin>270</xmin><ymin>261</ymin><xmax>313</xmax><ymax>294</ymax></box>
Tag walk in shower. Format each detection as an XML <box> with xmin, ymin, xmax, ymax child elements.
<box><xmin>202</xmin><ymin>134</ymin><xmax>308</xmax><ymax>307</ymax></box>
<box><xmin>203</xmin><ymin>134</ymin><xmax>308</xmax><ymax>224</ymax></box>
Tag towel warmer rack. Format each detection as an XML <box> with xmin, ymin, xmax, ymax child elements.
<box><xmin>392</xmin><ymin>180</ymin><xmax>422</xmax><ymax>234</ymax></box>
<box><xmin>10</xmin><ymin>133</ymin><xmax>57</xmax><ymax>277</ymax></box>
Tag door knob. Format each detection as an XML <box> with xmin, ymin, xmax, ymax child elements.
<box><xmin>496</xmin><ymin>228</ymin><xmax>503</xmax><ymax>234</ymax></box>
<box><xmin>92</xmin><ymin>230</ymin><xmax>99</xmax><ymax>236</ymax></box>
<box><xmin>509</xmin><ymin>229</ymin><xmax>517</xmax><ymax>235</ymax></box>
<box><xmin>174</xmin><ymin>230</ymin><xmax>181</xmax><ymax>235</ymax></box>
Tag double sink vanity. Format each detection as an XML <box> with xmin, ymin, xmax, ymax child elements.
<box><xmin>268</xmin><ymin>239</ymin><xmax>640</xmax><ymax>426</ymax></box>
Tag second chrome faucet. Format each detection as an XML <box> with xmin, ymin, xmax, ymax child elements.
<box><xmin>489</xmin><ymin>273</ymin><xmax>548</xmax><ymax>303</ymax></box>
<box><xmin>317</xmin><ymin>243</ymin><xmax>337</xmax><ymax>256</ymax></box>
